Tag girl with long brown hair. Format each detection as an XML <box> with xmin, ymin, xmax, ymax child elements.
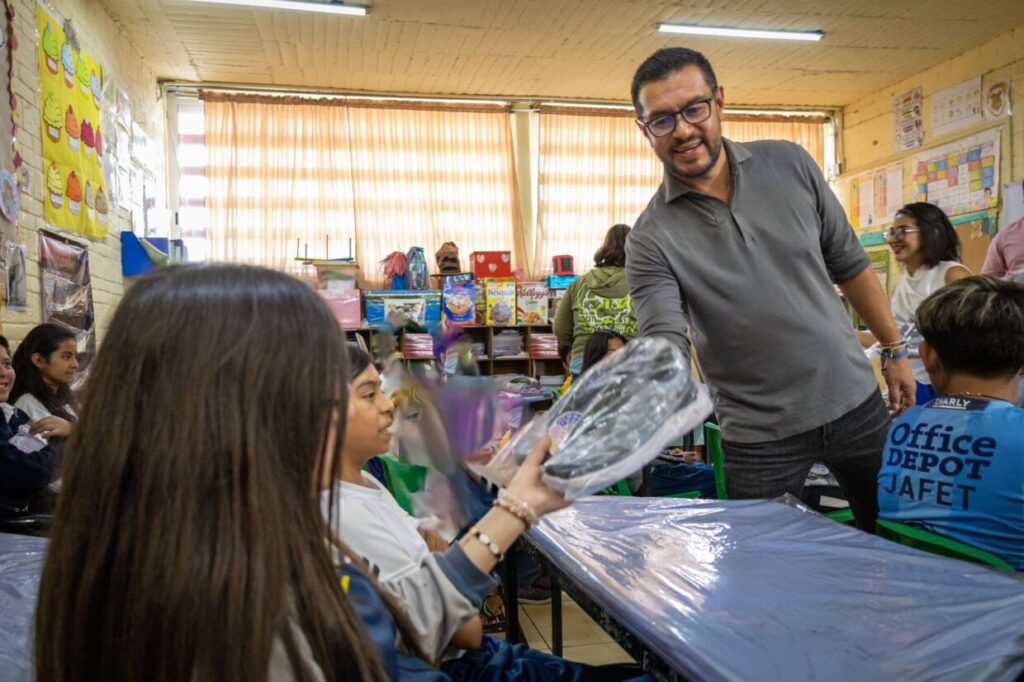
<box><xmin>34</xmin><ymin>264</ymin><xmax>583</xmax><ymax>681</ymax></box>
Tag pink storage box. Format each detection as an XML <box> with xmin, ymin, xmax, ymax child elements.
<box><xmin>318</xmin><ymin>290</ymin><xmax>362</xmax><ymax>329</ymax></box>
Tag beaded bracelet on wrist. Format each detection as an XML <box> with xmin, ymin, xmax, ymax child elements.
<box><xmin>468</xmin><ymin>528</ymin><xmax>504</xmax><ymax>562</ymax></box>
<box><xmin>497</xmin><ymin>487</ymin><xmax>540</xmax><ymax>527</ymax></box>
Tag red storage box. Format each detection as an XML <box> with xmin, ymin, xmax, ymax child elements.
<box><xmin>318</xmin><ymin>290</ymin><xmax>362</xmax><ymax>330</ymax></box>
<box><xmin>471</xmin><ymin>251</ymin><xmax>512</xmax><ymax>278</ymax></box>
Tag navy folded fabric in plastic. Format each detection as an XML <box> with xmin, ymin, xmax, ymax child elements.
<box><xmin>526</xmin><ymin>497</ymin><xmax>1024</xmax><ymax>681</ymax></box>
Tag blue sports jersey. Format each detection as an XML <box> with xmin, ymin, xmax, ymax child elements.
<box><xmin>878</xmin><ymin>395</ymin><xmax>1024</xmax><ymax>570</ymax></box>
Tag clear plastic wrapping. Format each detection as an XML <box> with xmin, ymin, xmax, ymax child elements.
<box><xmin>472</xmin><ymin>337</ymin><xmax>713</xmax><ymax>499</ymax></box>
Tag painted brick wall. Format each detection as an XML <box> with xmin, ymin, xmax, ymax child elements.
<box><xmin>842</xmin><ymin>25</ymin><xmax>1024</xmax><ymax>187</ymax></box>
<box><xmin>2</xmin><ymin>0</ymin><xmax>164</xmax><ymax>346</ymax></box>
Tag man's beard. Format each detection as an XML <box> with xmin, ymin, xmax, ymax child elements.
<box><xmin>669</xmin><ymin>135</ymin><xmax>723</xmax><ymax>179</ymax></box>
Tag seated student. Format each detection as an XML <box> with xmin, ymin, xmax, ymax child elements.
<box><xmin>0</xmin><ymin>336</ymin><xmax>60</xmax><ymax>514</ymax></box>
<box><xmin>557</xmin><ymin>343</ymin><xmax>573</xmax><ymax>395</ymax></box>
<box><xmin>326</xmin><ymin>344</ymin><xmax>642</xmax><ymax>679</ymax></box>
<box><xmin>10</xmin><ymin>324</ymin><xmax>78</xmax><ymax>450</ymax></box>
<box><xmin>582</xmin><ymin>331</ymin><xmax>717</xmax><ymax>499</ymax></box>
<box><xmin>877</xmin><ymin>276</ymin><xmax>1024</xmax><ymax>570</ymax></box>
<box><xmin>37</xmin><ymin>263</ymin><xmax>630</xmax><ymax>681</ymax></box>
<box><xmin>579</xmin><ymin>329</ymin><xmax>628</xmax><ymax>375</ymax></box>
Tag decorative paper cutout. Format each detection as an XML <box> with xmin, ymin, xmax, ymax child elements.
<box><xmin>37</xmin><ymin>5</ymin><xmax>108</xmax><ymax>238</ymax></box>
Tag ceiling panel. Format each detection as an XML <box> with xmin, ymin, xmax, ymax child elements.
<box><xmin>99</xmin><ymin>0</ymin><xmax>1024</xmax><ymax>106</ymax></box>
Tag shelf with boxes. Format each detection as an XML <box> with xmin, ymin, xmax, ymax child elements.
<box><xmin>315</xmin><ymin>249</ymin><xmax>579</xmax><ymax>380</ymax></box>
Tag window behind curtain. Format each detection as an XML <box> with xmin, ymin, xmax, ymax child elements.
<box><xmin>175</xmin><ymin>99</ymin><xmax>210</xmax><ymax>262</ymax></box>
<box><xmin>533</xmin><ymin>106</ymin><xmax>831</xmax><ymax>276</ymax></box>
<box><xmin>200</xmin><ymin>94</ymin><xmax>525</xmax><ymax>287</ymax></box>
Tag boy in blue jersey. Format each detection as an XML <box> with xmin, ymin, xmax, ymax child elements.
<box><xmin>878</xmin><ymin>276</ymin><xmax>1024</xmax><ymax>569</ymax></box>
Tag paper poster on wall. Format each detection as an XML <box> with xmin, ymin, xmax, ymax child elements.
<box><xmin>912</xmin><ymin>128</ymin><xmax>1000</xmax><ymax>218</ymax></box>
<box><xmin>836</xmin><ymin>163</ymin><xmax>904</xmax><ymax>230</ymax></box>
<box><xmin>38</xmin><ymin>231</ymin><xmax>95</xmax><ymax>382</ymax></box>
<box><xmin>37</xmin><ymin>5</ymin><xmax>110</xmax><ymax>239</ymax></box>
<box><xmin>893</xmin><ymin>87</ymin><xmax>924</xmax><ymax>152</ymax></box>
<box><xmin>0</xmin><ymin>4</ymin><xmax>19</xmax><ymax>239</ymax></box>
<box><xmin>931</xmin><ymin>77</ymin><xmax>982</xmax><ymax>138</ymax></box>
<box><xmin>6</xmin><ymin>240</ymin><xmax>26</xmax><ymax>310</ymax></box>
<box><xmin>1001</xmin><ymin>181</ymin><xmax>1024</xmax><ymax>229</ymax></box>
<box><xmin>982</xmin><ymin>73</ymin><xmax>1011</xmax><ymax>122</ymax></box>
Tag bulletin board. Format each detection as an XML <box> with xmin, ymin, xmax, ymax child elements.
<box><xmin>37</xmin><ymin>4</ymin><xmax>109</xmax><ymax>239</ymax></box>
<box><xmin>951</xmin><ymin>210</ymin><xmax>997</xmax><ymax>274</ymax></box>
<box><xmin>833</xmin><ymin>163</ymin><xmax>904</xmax><ymax>231</ymax></box>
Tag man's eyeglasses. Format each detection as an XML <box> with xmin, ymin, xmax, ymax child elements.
<box><xmin>884</xmin><ymin>227</ymin><xmax>920</xmax><ymax>241</ymax></box>
<box><xmin>639</xmin><ymin>97</ymin><xmax>714</xmax><ymax>137</ymax></box>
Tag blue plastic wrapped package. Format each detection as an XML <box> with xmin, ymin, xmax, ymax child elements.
<box><xmin>0</xmin><ymin>533</ymin><xmax>47</xmax><ymax>681</ymax></box>
<box><xmin>527</xmin><ymin>497</ymin><xmax>1024</xmax><ymax>681</ymax></box>
<box><xmin>472</xmin><ymin>337</ymin><xmax>712</xmax><ymax>499</ymax></box>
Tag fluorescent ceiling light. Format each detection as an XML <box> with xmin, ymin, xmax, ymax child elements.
<box><xmin>658</xmin><ymin>23</ymin><xmax>822</xmax><ymax>42</ymax></box>
<box><xmin>187</xmin><ymin>0</ymin><xmax>367</xmax><ymax>16</ymax></box>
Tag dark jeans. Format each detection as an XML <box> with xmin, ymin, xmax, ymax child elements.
<box><xmin>648</xmin><ymin>463</ymin><xmax>718</xmax><ymax>498</ymax></box>
<box><xmin>722</xmin><ymin>392</ymin><xmax>888</xmax><ymax>532</ymax></box>
<box><xmin>442</xmin><ymin>635</ymin><xmax>649</xmax><ymax>681</ymax></box>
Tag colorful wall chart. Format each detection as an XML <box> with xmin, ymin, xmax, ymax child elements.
<box><xmin>912</xmin><ymin>128</ymin><xmax>1000</xmax><ymax>218</ymax></box>
<box><xmin>835</xmin><ymin>163</ymin><xmax>904</xmax><ymax>231</ymax></box>
<box><xmin>37</xmin><ymin>5</ymin><xmax>109</xmax><ymax>239</ymax></box>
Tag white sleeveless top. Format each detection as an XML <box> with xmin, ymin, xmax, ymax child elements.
<box><xmin>890</xmin><ymin>260</ymin><xmax>968</xmax><ymax>383</ymax></box>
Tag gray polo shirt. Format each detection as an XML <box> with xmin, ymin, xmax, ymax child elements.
<box><xmin>626</xmin><ymin>138</ymin><xmax>878</xmax><ymax>443</ymax></box>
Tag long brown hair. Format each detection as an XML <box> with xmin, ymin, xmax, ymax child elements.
<box><xmin>36</xmin><ymin>264</ymin><xmax>400</xmax><ymax>681</ymax></box>
<box><xmin>10</xmin><ymin>322</ymin><xmax>78</xmax><ymax>421</ymax></box>
<box><xmin>593</xmin><ymin>223</ymin><xmax>631</xmax><ymax>268</ymax></box>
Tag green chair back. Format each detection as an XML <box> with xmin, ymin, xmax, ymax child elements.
<box><xmin>825</xmin><ymin>508</ymin><xmax>856</xmax><ymax>525</ymax></box>
<box><xmin>704</xmin><ymin>422</ymin><xmax>728</xmax><ymax>500</ymax></box>
<box><xmin>376</xmin><ymin>455</ymin><xmax>429</xmax><ymax>515</ymax></box>
<box><xmin>877</xmin><ymin>519</ymin><xmax>1014</xmax><ymax>572</ymax></box>
<box><xmin>600</xmin><ymin>479</ymin><xmax>633</xmax><ymax>496</ymax></box>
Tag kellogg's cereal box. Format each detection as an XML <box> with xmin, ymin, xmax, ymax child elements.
<box><xmin>516</xmin><ymin>282</ymin><xmax>549</xmax><ymax>325</ymax></box>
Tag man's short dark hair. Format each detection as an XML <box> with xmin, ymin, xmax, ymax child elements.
<box><xmin>631</xmin><ymin>48</ymin><xmax>719</xmax><ymax>116</ymax></box>
<box><xmin>916</xmin><ymin>276</ymin><xmax>1024</xmax><ymax>378</ymax></box>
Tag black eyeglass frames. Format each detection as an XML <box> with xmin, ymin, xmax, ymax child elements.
<box><xmin>639</xmin><ymin>97</ymin><xmax>715</xmax><ymax>137</ymax></box>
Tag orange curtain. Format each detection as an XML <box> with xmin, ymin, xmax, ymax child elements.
<box><xmin>204</xmin><ymin>94</ymin><xmax>525</xmax><ymax>286</ymax></box>
<box><xmin>533</xmin><ymin>107</ymin><xmax>827</xmax><ymax>276</ymax></box>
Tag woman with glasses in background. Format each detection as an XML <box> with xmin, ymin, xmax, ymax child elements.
<box><xmin>862</xmin><ymin>203</ymin><xmax>971</xmax><ymax>404</ymax></box>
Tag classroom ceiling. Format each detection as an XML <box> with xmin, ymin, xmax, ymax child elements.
<box><xmin>100</xmin><ymin>0</ymin><xmax>1024</xmax><ymax>107</ymax></box>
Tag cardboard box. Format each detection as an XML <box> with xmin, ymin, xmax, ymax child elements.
<box><xmin>516</xmin><ymin>282</ymin><xmax>549</xmax><ymax>325</ymax></box>
<box><xmin>471</xmin><ymin>251</ymin><xmax>512</xmax><ymax>279</ymax></box>
<box><xmin>365</xmin><ymin>290</ymin><xmax>441</xmax><ymax>327</ymax></box>
<box><xmin>484</xmin><ymin>278</ymin><xmax>516</xmax><ymax>326</ymax></box>
<box><xmin>547</xmin><ymin>274</ymin><xmax>578</xmax><ymax>290</ymax></box>
<box><xmin>318</xmin><ymin>289</ymin><xmax>362</xmax><ymax>329</ymax></box>
<box><xmin>442</xmin><ymin>274</ymin><xmax>476</xmax><ymax>325</ymax></box>
<box><xmin>474</xmin><ymin>281</ymin><xmax>486</xmax><ymax>325</ymax></box>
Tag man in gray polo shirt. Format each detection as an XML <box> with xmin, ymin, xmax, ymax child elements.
<box><xmin>626</xmin><ymin>48</ymin><xmax>915</xmax><ymax>531</ymax></box>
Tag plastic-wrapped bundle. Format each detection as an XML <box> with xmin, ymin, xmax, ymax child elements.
<box><xmin>472</xmin><ymin>337</ymin><xmax>713</xmax><ymax>499</ymax></box>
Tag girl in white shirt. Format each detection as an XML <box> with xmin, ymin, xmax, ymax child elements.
<box><xmin>10</xmin><ymin>323</ymin><xmax>79</xmax><ymax>445</ymax></box>
<box><xmin>324</xmin><ymin>345</ymin><xmax>642</xmax><ymax>680</ymax></box>
<box><xmin>882</xmin><ymin>203</ymin><xmax>971</xmax><ymax>403</ymax></box>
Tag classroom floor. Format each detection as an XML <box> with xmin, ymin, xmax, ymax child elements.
<box><xmin>517</xmin><ymin>597</ymin><xmax>636</xmax><ymax>666</ymax></box>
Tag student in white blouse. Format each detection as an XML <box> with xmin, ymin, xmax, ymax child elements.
<box><xmin>10</xmin><ymin>323</ymin><xmax>79</xmax><ymax>446</ymax></box>
<box><xmin>863</xmin><ymin>203</ymin><xmax>971</xmax><ymax>404</ymax></box>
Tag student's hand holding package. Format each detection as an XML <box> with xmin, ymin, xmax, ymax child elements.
<box><xmin>506</xmin><ymin>436</ymin><xmax>568</xmax><ymax>519</ymax></box>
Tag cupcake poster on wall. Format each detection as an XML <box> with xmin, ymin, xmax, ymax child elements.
<box><xmin>37</xmin><ymin>5</ymin><xmax>109</xmax><ymax>239</ymax></box>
